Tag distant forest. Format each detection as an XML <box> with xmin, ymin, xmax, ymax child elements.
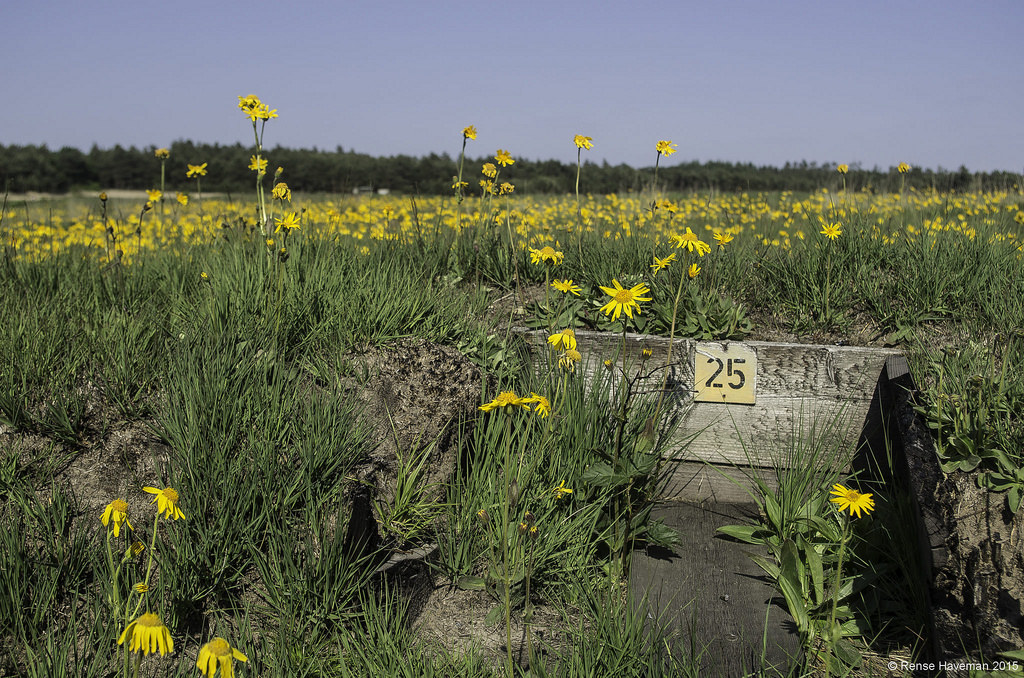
<box><xmin>1</xmin><ymin>141</ymin><xmax>1019</xmax><ymax>195</ymax></box>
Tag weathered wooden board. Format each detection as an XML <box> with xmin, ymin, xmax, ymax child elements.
<box><xmin>515</xmin><ymin>328</ymin><xmax>902</xmax><ymax>500</ymax></box>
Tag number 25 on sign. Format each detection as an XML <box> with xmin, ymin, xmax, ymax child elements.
<box><xmin>694</xmin><ymin>343</ymin><xmax>757</xmax><ymax>405</ymax></box>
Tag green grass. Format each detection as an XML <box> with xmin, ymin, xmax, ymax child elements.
<box><xmin>1</xmin><ymin>191</ymin><xmax>1023</xmax><ymax>676</ymax></box>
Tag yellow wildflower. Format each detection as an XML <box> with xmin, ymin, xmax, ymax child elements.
<box><xmin>897</xmin><ymin>162</ymin><xmax>911</xmax><ymax>174</ymax></box>
<box><xmin>275</xmin><ymin>212</ymin><xmax>301</xmax><ymax>233</ymax></box>
<box><xmin>118</xmin><ymin>612</ymin><xmax>173</xmax><ymax>657</ymax></box>
<box><xmin>482</xmin><ymin>163</ymin><xmax>497</xmax><ymax>178</ymax></box>
<box><xmin>598</xmin><ymin>279</ymin><xmax>652</xmax><ymax>321</ymax></box>
<box><xmin>547</xmin><ymin>329</ymin><xmax>577</xmax><ymax>352</ymax></box>
<box><xmin>552</xmin><ymin>279</ymin><xmax>581</xmax><ymax>296</ymax></box>
<box><xmin>154</xmin><ymin>148</ymin><xmax>170</xmax><ymax>159</ymax></box>
<box><xmin>713</xmin><ymin>231</ymin><xmax>734</xmax><ymax>247</ymax></box>
<box><xmin>830</xmin><ymin>484</ymin><xmax>875</xmax><ymax>518</ymax></box>
<box><xmin>526</xmin><ymin>392</ymin><xmax>551</xmax><ymax>418</ymax></box>
<box><xmin>146</xmin><ymin>189</ymin><xmax>162</xmax><ymax>203</ymax></box>
<box><xmin>197</xmin><ymin>637</ymin><xmax>248</xmax><ymax>678</ymax></box>
<box><xmin>494</xmin><ymin>149</ymin><xmax>514</xmax><ymax>167</ymax></box>
<box><xmin>559</xmin><ymin>349</ymin><xmax>582</xmax><ymax>372</ymax></box>
<box><xmin>271</xmin><ymin>182</ymin><xmax>291</xmax><ymax>201</ymax></box>
<box><xmin>551</xmin><ymin>480</ymin><xmax>573</xmax><ymax>500</ymax></box>
<box><xmin>248</xmin><ymin>156</ymin><xmax>268</xmax><ymax>173</ymax></box>
<box><xmin>820</xmin><ymin>222</ymin><xmax>842</xmax><ymax>240</ymax></box>
<box><xmin>176</xmin><ymin>193</ymin><xmax>188</xmax><ymax>206</ymax></box>
<box><xmin>529</xmin><ymin>246</ymin><xmax>564</xmax><ymax>266</ymax></box>
<box><xmin>687</xmin><ymin>263</ymin><xmax>701</xmax><ymax>279</ymax></box>
<box><xmin>143</xmin><ymin>487</ymin><xmax>185</xmax><ymax>521</ymax></box>
<box><xmin>101</xmin><ymin>499</ymin><xmax>132</xmax><ymax>537</ymax></box>
<box><xmin>837</xmin><ymin>164</ymin><xmax>849</xmax><ymax>174</ymax></box>
<box><xmin>573</xmin><ymin>135</ymin><xmax>594</xmax><ymax>150</ymax></box>
<box><xmin>670</xmin><ymin>228</ymin><xmax>711</xmax><ymax>256</ymax></box>
<box><xmin>186</xmin><ymin>163</ymin><xmax>207</xmax><ymax>178</ymax></box>
<box><xmin>463</xmin><ymin>125</ymin><xmax>477</xmax><ymax>140</ymax></box>
<box><xmin>499</xmin><ymin>182</ymin><xmax>515</xmax><ymax>195</ymax></box>
<box><xmin>479</xmin><ymin>391</ymin><xmax>530</xmax><ymax>412</ymax></box>
<box><xmin>650</xmin><ymin>253</ymin><xmax>676</xmax><ymax>274</ymax></box>
<box><xmin>655</xmin><ymin>140</ymin><xmax>677</xmax><ymax>156</ymax></box>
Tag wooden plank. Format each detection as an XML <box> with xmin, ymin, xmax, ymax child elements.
<box><xmin>630</xmin><ymin>502</ymin><xmax>801</xmax><ymax>675</ymax></box>
<box><xmin>514</xmin><ymin>329</ymin><xmax>902</xmax><ymax>500</ymax></box>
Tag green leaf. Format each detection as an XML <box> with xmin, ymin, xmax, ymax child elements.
<box><xmin>456</xmin><ymin>575</ymin><xmax>486</xmax><ymax>591</ymax></box>
<box><xmin>764</xmin><ymin>493</ymin><xmax>783</xmax><ymax>534</ymax></box>
<box><xmin>644</xmin><ymin>519</ymin><xmax>681</xmax><ymax>550</ymax></box>
<box><xmin>484</xmin><ymin>604</ymin><xmax>504</xmax><ymax>626</ymax></box>
<box><xmin>716</xmin><ymin>524</ymin><xmax>768</xmax><ymax>545</ymax></box>
<box><xmin>833</xmin><ymin>638</ymin><xmax>863</xmax><ymax>669</ymax></box>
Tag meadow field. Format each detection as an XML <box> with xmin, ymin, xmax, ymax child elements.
<box><xmin>2</xmin><ymin>111</ymin><xmax>1024</xmax><ymax>676</ymax></box>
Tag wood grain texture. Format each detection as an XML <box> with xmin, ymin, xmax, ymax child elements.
<box><xmin>514</xmin><ymin>329</ymin><xmax>902</xmax><ymax>500</ymax></box>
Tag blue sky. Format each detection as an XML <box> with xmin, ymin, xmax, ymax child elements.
<box><xmin>3</xmin><ymin>0</ymin><xmax>1022</xmax><ymax>172</ymax></box>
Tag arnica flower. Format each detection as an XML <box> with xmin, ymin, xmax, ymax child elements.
<box><xmin>238</xmin><ymin>94</ymin><xmax>277</xmax><ymax>122</ymax></box>
<box><xmin>197</xmin><ymin>637</ymin><xmax>248</xmax><ymax>678</ymax></box>
<box><xmin>128</xmin><ymin>541</ymin><xmax>146</xmax><ymax>558</ymax></box>
<box><xmin>688</xmin><ymin>263</ymin><xmax>701</xmax><ymax>279</ymax></box>
<box><xmin>573</xmin><ymin>135</ymin><xmax>594</xmax><ymax>150</ymax></box>
<box><xmin>275</xmin><ymin>212</ymin><xmax>301</xmax><ymax>233</ymax></box>
<box><xmin>547</xmin><ymin>329</ymin><xmax>577</xmax><ymax>352</ymax></box>
<box><xmin>147</xmin><ymin>189</ymin><xmax>162</xmax><ymax>203</ymax></box>
<box><xmin>559</xmin><ymin>349</ymin><xmax>582</xmax><ymax>372</ymax></box>
<box><xmin>271</xmin><ymin>182</ymin><xmax>291</xmax><ymax>201</ymax></box>
<box><xmin>143</xmin><ymin>487</ymin><xmax>185</xmax><ymax>521</ymax></box>
<box><xmin>713</xmin><ymin>231</ymin><xmax>734</xmax><ymax>247</ymax></box>
<box><xmin>820</xmin><ymin>222</ymin><xmax>842</xmax><ymax>240</ymax></box>
<box><xmin>494</xmin><ymin>149</ymin><xmax>514</xmax><ymax>167</ymax></box>
<box><xmin>482</xmin><ymin>163</ymin><xmax>498</xmax><ymax>179</ymax></box>
<box><xmin>552</xmin><ymin>480</ymin><xmax>573</xmax><ymax>500</ymax></box>
<box><xmin>118</xmin><ymin>612</ymin><xmax>174</xmax><ymax>657</ymax></box>
<box><xmin>176</xmin><ymin>193</ymin><xmax>189</xmax><ymax>207</ymax></box>
<box><xmin>187</xmin><ymin>163</ymin><xmax>208</xmax><ymax>178</ymax></box>
<box><xmin>655</xmin><ymin>140</ymin><xmax>677</xmax><ymax>156</ymax></box>
<box><xmin>479</xmin><ymin>391</ymin><xmax>531</xmax><ymax>412</ymax></box>
<box><xmin>897</xmin><ymin>162</ymin><xmax>911</xmax><ymax>174</ymax></box>
<box><xmin>133</xmin><ymin>582</ymin><xmax>149</xmax><ymax>594</ymax></box>
<box><xmin>101</xmin><ymin>499</ymin><xmax>132</xmax><ymax>537</ymax></box>
<box><xmin>837</xmin><ymin>164</ymin><xmax>849</xmax><ymax>175</ymax></box>
<box><xmin>650</xmin><ymin>253</ymin><xmax>676</xmax><ymax>274</ymax></box>
<box><xmin>670</xmin><ymin>228</ymin><xmax>711</xmax><ymax>256</ymax></box>
<box><xmin>154</xmin><ymin>148</ymin><xmax>170</xmax><ymax>159</ymax></box>
<box><xmin>499</xmin><ymin>182</ymin><xmax>515</xmax><ymax>195</ymax></box>
<box><xmin>248</xmin><ymin>156</ymin><xmax>268</xmax><ymax>174</ymax></box>
<box><xmin>599</xmin><ymin>279</ymin><xmax>652</xmax><ymax>321</ymax></box>
<box><xmin>552</xmin><ymin>279</ymin><xmax>581</xmax><ymax>296</ymax></box>
<box><xmin>527</xmin><ymin>392</ymin><xmax>551</xmax><ymax>418</ymax></box>
<box><xmin>463</xmin><ymin>125</ymin><xmax>477</xmax><ymax>140</ymax></box>
<box><xmin>830</xmin><ymin>484</ymin><xmax>875</xmax><ymax>519</ymax></box>
<box><xmin>476</xmin><ymin>508</ymin><xmax>489</xmax><ymax>525</ymax></box>
<box><xmin>529</xmin><ymin>246</ymin><xmax>564</xmax><ymax>266</ymax></box>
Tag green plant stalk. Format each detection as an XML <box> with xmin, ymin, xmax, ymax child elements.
<box><xmin>654</xmin><ymin>264</ymin><xmax>688</xmax><ymax>422</ymax></box>
<box><xmin>575</xmin><ymin>148</ymin><xmax>585</xmax><ymax>265</ymax></box>
<box><xmin>105</xmin><ymin>529</ymin><xmax>121</xmax><ymax>613</ymax></box>
<box><xmin>824</xmin><ymin>518</ymin><xmax>851</xmax><ymax>677</ymax></box>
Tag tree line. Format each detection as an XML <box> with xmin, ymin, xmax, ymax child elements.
<box><xmin>1</xmin><ymin>141</ymin><xmax>1019</xmax><ymax>196</ymax></box>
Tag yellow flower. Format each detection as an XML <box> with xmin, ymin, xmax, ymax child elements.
<box><xmin>494</xmin><ymin>149</ymin><xmax>514</xmax><ymax>167</ymax></box>
<box><xmin>830</xmin><ymin>484</ymin><xmax>875</xmax><ymax>519</ymax></box>
<box><xmin>147</xmin><ymin>189</ymin><xmax>162</xmax><ymax>203</ymax></box>
<box><xmin>133</xmin><ymin>583</ymin><xmax>149</xmax><ymax>594</ymax></box>
<box><xmin>200</xmin><ymin>271</ymin><xmax>209</xmax><ymax>281</ymax></box>
<box><xmin>197</xmin><ymin>637</ymin><xmax>248</xmax><ymax>678</ymax></box>
<box><xmin>101</xmin><ymin>499</ymin><xmax>132</xmax><ymax>537</ymax></box>
<box><xmin>897</xmin><ymin>162</ymin><xmax>911</xmax><ymax>174</ymax></box>
<box><xmin>641</xmin><ymin>348</ymin><xmax>653</xmax><ymax>360</ymax></box>
<box><xmin>499</xmin><ymin>182</ymin><xmax>515</xmax><ymax>195</ymax></box>
<box><xmin>573</xmin><ymin>135</ymin><xmax>594</xmax><ymax>150</ymax></box>
<box><xmin>452</xmin><ymin>180</ymin><xmax>469</xmax><ymax>190</ymax></box>
<box><xmin>656</xmin><ymin>140</ymin><xmax>677</xmax><ymax>156</ymax></box>
<box><xmin>837</xmin><ymin>164</ymin><xmax>849</xmax><ymax>174</ymax></box>
<box><xmin>275</xmin><ymin>212</ymin><xmax>301</xmax><ymax>233</ymax></box>
<box><xmin>143</xmin><ymin>487</ymin><xmax>185</xmax><ymax>521</ymax></box>
<box><xmin>552</xmin><ymin>279</ymin><xmax>581</xmax><ymax>296</ymax></box>
<box><xmin>248</xmin><ymin>156</ymin><xmax>268</xmax><ymax>173</ymax></box>
<box><xmin>128</xmin><ymin>541</ymin><xmax>146</xmax><ymax>558</ymax></box>
<box><xmin>598</xmin><ymin>279</ymin><xmax>652</xmax><ymax>321</ymax></box>
<box><xmin>238</xmin><ymin>94</ymin><xmax>277</xmax><ymax>122</ymax></box>
<box><xmin>482</xmin><ymin>163</ymin><xmax>497</xmax><ymax>179</ymax></box>
<box><xmin>529</xmin><ymin>246</ymin><xmax>564</xmax><ymax>266</ymax></box>
<box><xmin>118</xmin><ymin>612</ymin><xmax>173</xmax><ymax>657</ymax></box>
<box><xmin>271</xmin><ymin>182</ymin><xmax>292</xmax><ymax>201</ymax></box>
<box><xmin>187</xmin><ymin>163</ymin><xmax>208</xmax><ymax>178</ymax></box>
<box><xmin>526</xmin><ymin>392</ymin><xmax>551</xmax><ymax>418</ymax></box>
<box><xmin>176</xmin><ymin>193</ymin><xmax>189</xmax><ymax>207</ymax></box>
<box><xmin>713</xmin><ymin>231</ymin><xmax>734</xmax><ymax>247</ymax></box>
<box><xmin>547</xmin><ymin>329</ymin><xmax>577</xmax><ymax>352</ymax></box>
<box><xmin>551</xmin><ymin>480</ymin><xmax>573</xmax><ymax>500</ymax></box>
<box><xmin>559</xmin><ymin>349</ymin><xmax>582</xmax><ymax>372</ymax></box>
<box><xmin>670</xmin><ymin>228</ymin><xmax>711</xmax><ymax>256</ymax></box>
<box><xmin>154</xmin><ymin>148</ymin><xmax>170</xmax><ymax>159</ymax></box>
<box><xmin>650</xmin><ymin>253</ymin><xmax>676</xmax><ymax>274</ymax></box>
<box><xmin>820</xmin><ymin>222</ymin><xmax>842</xmax><ymax>240</ymax></box>
<box><xmin>687</xmin><ymin>263</ymin><xmax>701</xmax><ymax>279</ymax></box>
<box><xmin>463</xmin><ymin>125</ymin><xmax>477</xmax><ymax>140</ymax></box>
<box><xmin>99</xmin><ymin>192</ymin><xmax>108</xmax><ymax>202</ymax></box>
<box><xmin>479</xmin><ymin>391</ymin><xmax>531</xmax><ymax>412</ymax></box>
